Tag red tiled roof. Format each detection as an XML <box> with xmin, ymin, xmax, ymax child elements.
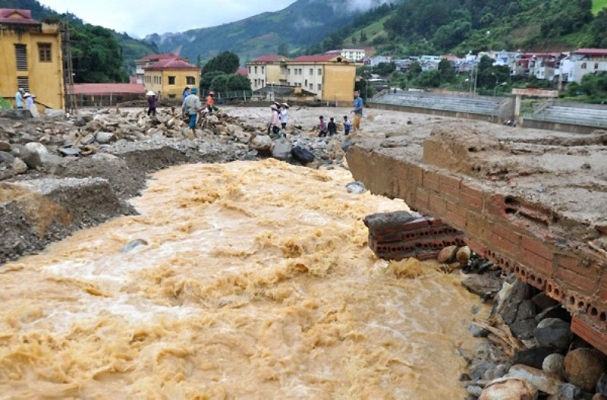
<box><xmin>138</xmin><ymin>53</ymin><xmax>181</xmax><ymax>62</ymax></box>
<box><xmin>292</xmin><ymin>54</ymin><xmax>341</xmax><ymax>63</ymax></box>
<box><xmin>129</xmin><ymin>76</ymin><xmax>138</xmax><ymax>84</ymax></box>
<box><xmin>0</xmin><ymin>9</ymin><xmax>39</xmax><ymax>25</ymax></box>
<box><xmin>70</xmin><ymin>83</ymin><xmax>145</xmax><ymax>95</ymax></box>
<box><xmin>145</xmin><ymin>59</ymin><xmax>200</xmax><ymax>71</ymax></box>
<box><xmin>252</xmin><ymin>54</ymin><xmax>287</xmax><ymax>63</ymax></box>
<box><xmin>573</xmin><ymin>48</ymin><xmax>607</xmax><ymax>56</ymax></box>
<box><xmin>237</xmin><ymin>67</ymin><xmax>249</xmax><ymax>77</ymax></box>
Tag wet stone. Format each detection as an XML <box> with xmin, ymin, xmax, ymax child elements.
<box><xmin>543</xmin><ymin>353</ymin><xmax>566</xmax><ymax>381</ymax></box>
<box><xmin>512</xmin><ymin>346</ymin><xmax>554</xmax><ymax>370</ymax></box>
<box><xmin>564</xmin><ymin>348</ymin><xmax>606</xmax><ymax>392</ymax></box>
<box><xmin>534</xmin><ymin>318</ymin><xmax>572</xmax><ymax>352</ymax></box>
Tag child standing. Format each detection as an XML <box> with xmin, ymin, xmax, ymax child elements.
<box><xmin>328</xmin><ymin>117</ymin><xmax>337</xmax><ymax>136</ymax></box>
<box><xmin>343</xmin><ymin>116</ymin><xmax>352</xmax><ymax>135</ymax></box>
<box><xmin>317</xmin><ymin>116</ymin><xmax>327</xmax><ymax>137</ymax></box>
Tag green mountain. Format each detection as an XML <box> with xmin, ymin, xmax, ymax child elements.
<box><xmin>145</xmin><ymin>0</ymin><xmax>396</xmax><ymax>63</ymax></box>
<box><xmin>0</xmin><ymin>0</ymin><xmax>158</xmax><ymax>81</ymax></box>
<box><xmin>321</xmin><ymin>0</ymin><xmax>607</xmax><ymax>57</ymax></box>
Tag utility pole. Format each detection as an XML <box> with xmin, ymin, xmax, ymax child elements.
<box><xmin>61</xmin><ymin>19</ymin><xmax>77</xmax><ymax>115</ymax></box>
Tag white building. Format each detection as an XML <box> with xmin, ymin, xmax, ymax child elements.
<box><xmin>564</xmin><ymin>49</ymin><xmax>607</xmax><ymax>83</ymax></box>
<box><xmin>367</xmin><ymin>55</ymin><xmax>392</xmax><ymax>67</ymax></box>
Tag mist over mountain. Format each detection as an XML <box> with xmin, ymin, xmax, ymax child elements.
<box><xmin>145</xmin><ymin>0</ymin><xmax>397</xmax><ymax>63</ymax></box>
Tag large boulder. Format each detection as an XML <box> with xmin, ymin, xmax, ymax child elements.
<box><xmin>512</xmin><ymin>347</ymin><xmax>554</xmax><ymax>370</ymax></box>
<box><xmin>507</xmin><ymin>364</ymin><xmax>581</xmax><ymax>398</ymax></box>
<box><xmin>479</xmin><ymin>378</ymin><xmax>538</xmax><ymax>400</ymax></box>
<box><xmin>271</xmin><ymin>138</ymin><xmax>292</xmax><ymax>161</ymax></box>
<box><xmin>543</xmin><ymin>354</ymin><xmax>566</xmax><ymax>380</ymax></box>
<box><xmin>564</xmin><ymin>348</ymin><xmax>606</xmax><ymax>392</ymax></box>
<box><xmin>95</xmin><ymin>131</ymin><xmax>116</xmax><ymax>144</ymax></box>
<box><xmin>250</xmin><ymin>135</ymin><xmax>272</xmax><ymax>151</ymax></box>
<box><xmin>534</xmin><ymin>318</ymin><xmax>572</xmax><ymax>352</ymax></box>
<box><xmin>11</xmin><ymin>144</ymin><xmax>41</xmax><ymax>169</ymax></box>
<box><xmin>12</xmin><ymin>158</ymin><xmax>28</xmax><ymax>174</ymax></box>
<box><xmin>25</xmin><ymin>142</ymin><xmax>49</xmax><ymax>157</ymax></box>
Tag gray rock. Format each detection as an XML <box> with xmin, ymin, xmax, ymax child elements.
<box><xmin>468</xmin><ymin>323</ymin><xmax>489</xmax><ymax>338</ymax></box>
<box><xmin>471</xmin><ymin>362</ymin><xmax>496</xmax><ymax>382</ymax></box>
<box><xmin>12</xmin><ymin>158</ymin><xmax>28</xmax><ymax>174</ymax></box>
<box><xmin>120</xmin><ymin>239</ymin><xmax>148</xmax><ymax>253</ymax></box>
<box><xmin>463</xmin><ymin>274</ymin><xmax>502</xmax><ymax>297</ymax></box>
<box><xmin>534</xmin><ymin>318</ymin><xmax>572</xmax><ymax>352</ymax></box>
<box><xmin>58</xmin><ymin>147</ymin><xmax>81</xmax><ymax>157</ymax></box>
<box><xmin>543</xmin><ymin>353</ymin><xmax>566</xmax><ymax>380</ymax></box>
<box><xmin>532</xmin><ymin>292</ymin><xmax>560</xmax><ymax>310</ymax></box>
<box><xmin>271</xmin><ymin>138</ymin><xmax>292</xmax><ymax>160</ymax></box>
<box><xmin>44</xmin><ymin>109</ymin><xmax>66</xmax><ymax>118</ymax></box>
<box><xmin>0</xmin><ymin>141</ymin><xmax>10</xmax><ymax>152</ymax></box>
<box><xmin>11</xmin><ymin>144</ymin><xmax>41</xmax><ymax>169</ymax></box>
<box><xmin>512</xmin><ymin>347</ymin><xmax>554</xmax><ymax>369</ymax></box>
<box><xmin>95</xmin><ymin>131</ymin><xmax>116</xmax><ymax>144</ymax></box>
<box><xmin>508</xmin><ymin>364</ymin><xmax>581</xmax><ymax>398</ymax></box>
<box><xmin>509</xmin><ymin>299</ymin><xmax>537</xmax><ymax>340</ymax></box>
<box><xmin>25</xmin><ymin>142</ymin><xmax>49</xmax><ymax>156</ymax></box>
<box><xmin>346</xmin><ymin>181</ymin><xmax>366</xmax><ymax>194</ymax></box>
<box><xmin>535</xmin><ymin>305</ymin><xmax>572</xmax><ymax>324</ymax></box>
<box><xmin>0</xmin><ymin>151</ymin><xmax>15</xmax><ymax>166</ymax></box>
<box><xmin>40</xmin><ymin>153</ymin><xmax>67</xmax><ymax>167</ymax></box>
<box><xmin>250</xmin><ymin>135</ymin><xmax>272</xmax><ymax>151</ymax></box>
<box><xmin>91</xmin><ymin>153</ymin><xmax>121</xmax><ymax>163</ymax></box>
<box><xmin>467</xmin><ymin>385</ymin><xmax>483</xmax><ymax>397</ymax></box>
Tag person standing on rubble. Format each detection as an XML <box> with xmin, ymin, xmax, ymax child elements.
<box><xmin>270</xmin><ymin>105</ymin><xmax>281</xmax><ymax>137</ymax></box>
<box><xmin>280</xmin><ymin>103</ymin><xmax>289</xmax><ymax>131</ymax></box>
<box><xmin>351</xmin><ymin>90</ymin><xmax>364</xmax><ymax>132</ymax></box>
<box><xmin>15</xmin><ymin>88</ymin><xmax>24</xmax><ymax>109</ymax></box>
<box><xmin>183</xmin><ymin>87</ymin><xmax>203</xmax><ymax>136</ymax></box>
<box><xmin>206</xmin><ymin>91</ymin><xmax>218</xmax><ymax>114</ymax></box>
<box><xmin>146</xmin><ymin>91</ymin><xmax>158</xmax><ymax>117</ymax></box>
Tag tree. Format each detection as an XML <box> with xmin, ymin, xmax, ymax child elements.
<box><xmin>437</xmin><ymin>59</ymin><xmax>456</xmax><ymax>83</ymax></box>
<box><xmin>372</xmin><ymin>62</ymin><xmax>396</xmax><ymax>76</ymax></box>
<box><xmin>200</xmin><ymin>71</ymin><xmax>224</xmax><ymax>91</ymax></box>
<box><xmin>227</xmin><ymin>74</ymin><xmax>252</xmax><ymax>91</ymax></box>
<box><xmin>196</xmin><ymin>55</ymin><xmax>202</xmax><ymax>69</ymax></box>
<box><xmin>203</xmin><ymin>51</ymin><xmax>239</xmax><ymax>74</ymax></box>
<box><xmin>71</xmin><ymin>24</ymin><xmax>128</xmax><ymax>83</ymax></box>
<box><xmin>210</xmin><ymin>74</ymin><xmax>231</xmax><ymax>93</ymax></box>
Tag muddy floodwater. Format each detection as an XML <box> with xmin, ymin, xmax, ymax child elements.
<box><xmin>0</xmin><ymin>160</ymin><xmax>487</xmax><ymax>399</ymax></box>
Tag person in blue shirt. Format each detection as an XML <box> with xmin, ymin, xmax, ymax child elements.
<box><xmin>351</xmin><ymin>90</ymin><xmax>363</xmax><ymax>132</ymax></box>
<box><xmin>15</xmin><ymin>88</ymin><xmax>24</xmax><ymax>109</ymax></box>
<box><xmin>343</xmin><ymin>115</ymin><xmax>352</xmax><ymax>135</ymax></box>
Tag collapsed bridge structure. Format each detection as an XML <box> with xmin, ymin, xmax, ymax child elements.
<box><xmin>347</xmin><ymin>119</ymin><xmax>607</xmax><ymax>354</ymax></box>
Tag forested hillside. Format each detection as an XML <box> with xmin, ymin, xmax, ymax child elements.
<box><xmin>146</xmin><ymin>0</ymin><xmax>395</xmax><ymax>63</ymax></box>
<box><xmin>323</xmin><ymin>0</ymin><xmax>607</xmax><ymax>57</ymax></box>
<box><xmin>0</xmin><ymin>0</ymin><xmax>158</xmax><ymax>82</ymax></box>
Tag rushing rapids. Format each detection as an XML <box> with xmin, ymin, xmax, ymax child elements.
<box><xmin>0</xmin><ymin>159</ymin><xmax>488</xmax><ymax>399</ymax></box>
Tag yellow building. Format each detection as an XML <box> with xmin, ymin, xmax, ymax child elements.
<box><xmin>143</xmin><ymin>58</ymin><xmax>200</xmax><ymax>100</ymax></box>
<box><xmin>0</xmin><ymin>9</ymin><xmax>65</xmax><ymax>110</ymax></box>
<box><xmin>246</xmin><ymin>54</ymin><xmax>357</xmax><ymax>104</ymax></box>
<box><xmin>247</xmin><ymin>55</ymin><xmax>289</xmax><ymax>91</ymax></box>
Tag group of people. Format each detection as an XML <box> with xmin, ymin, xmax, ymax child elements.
<box><xmin>269</xmin><ymin>102</ymin><xmax>289</xmax><ymax>137</ymax></box>
<box><xmin>14</xmin><ymin>88</ymin><xmax>37</xmax><ymax>111</ymax></box>
<box><xmin>317</xmin><ymin>90</ymin><xmax>364</xmax><ymax>137</ymax></box>
<box><xmin>145</xmin><ymin>87</ymin><xmax>219</xmax><ymax>136</ymax></box>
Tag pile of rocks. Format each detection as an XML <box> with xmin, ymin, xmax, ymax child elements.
<box><xmin>455</xmin><ymin>256</ymin><xmax>607</xmax><ymax>400</ymax></box>
<box><xmin>0</xmin><ymin>108</ymin><xmax>349</xmax><ymax>182</ymax></box>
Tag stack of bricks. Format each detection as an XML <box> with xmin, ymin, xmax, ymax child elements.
<box><xmin>348</xmin><ymin>146</ymin><xmax>607</xmax><ymax>355</ymax></box>
<box><xmin>363</xmin><ymin>211</ymin><xmax>465</xmax><ymax>261</ymax></box>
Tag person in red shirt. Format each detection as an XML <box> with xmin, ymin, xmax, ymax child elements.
<box><xmin>206</xmin><ymin>91</ymin><xmax>218</xmax><ymax>113</ymax></box>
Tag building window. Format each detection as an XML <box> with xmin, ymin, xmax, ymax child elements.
<box><xmin>261</xmin><ymin>80</ymin><xmax>264</xmax><ymax>86</ymax></box>
<box><xmin>17</xmin><ymin>77</ymin><xmax>30</xmax><ymax>92</ymax></box>
<box><xmin>168</xmin><ymin>76</ymin><xmax>176</xmax><ymax>85</ymax></box>
<box><xmin>299</xmin><ymin>68</ymin><xmax>302</xmax><ymax>74</ymax></box>
<box><xmin>288</xmin><ymin>68</ymin><xmax>291</xmax><ymax>74</ymax></box>
<box><xmin>248</xmin><ymin>66</ymin><xmax>251</xmax><ymax>74</ymax></box>
<box><xmin>186</xmin><ymin>76</ymin><xmax>195</xmax><ymax>85</ymax></box>
<box><xmin>255</xmin><ymin>66</ymin><xmax>258</xmax><ymax>74</ymax></box>
<box><xmin>261</xmin><ymin>66</ymin><xmax>264</xmax><ymax>73</ymax></box>
<box><xmin>15</xmin><ymin>44</ymin><xmax>27</xmax><ymax>71</ymax></box>
<box><xmin>582</xmin><ymin>63</ymin><xmax>587</xmax><ymax>70</ymax></box>
<box><xmin>595</xmin><ymin>63</ymin><xmax>599</xmax><ymax>70</ymax></box>
<box><xmin>168</xmin><ymin>94</ymin><xmax>176</xmax><ymax>99</ymax></box>
<box><xmin>318</xmin><ymin>68</ymin><xmax>322</xmax><ymax>75</ymax></box>
<box><xmin>309</xmin><ymin>84</ymin><xmax>313</xmax><ymax>90</ymax></box>
<box><xmin>305</xmin><ymin>79</ymin><xmax>308</xmax><ymax>86</ymax></box>
<box><xmin>38</xmin><ymin>43</ymin><xmax>51</xmax><ymax>62</ymax></box>
<box><xmin>318</xmin><ymin>84</ymin><xmax>322</xmax><ymax>90</ymax></box>
<box><xmin>309</xmin><ymin>68</ymin><xmax>313</xmax><ymax>75</ymax></box>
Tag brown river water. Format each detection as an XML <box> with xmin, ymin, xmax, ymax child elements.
<box><xmin>0</xmin><ymin>160</ymin><xmax>487</xmax><ymax>399</ymax></box>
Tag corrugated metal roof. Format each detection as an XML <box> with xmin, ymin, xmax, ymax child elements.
<box><xmin>573</xmin><ymin>48</ymin><xmax>607</xmax><ymax>56</ymax></box>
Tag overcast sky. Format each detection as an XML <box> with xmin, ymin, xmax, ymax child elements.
<box><xmin>40</xmin><ymin>0</ymin><xmax>296</xmax><ymax>37</ymax></box>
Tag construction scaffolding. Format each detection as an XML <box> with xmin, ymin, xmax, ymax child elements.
<box><xmin>61</xmin><ymin>20</ymin><xmax>77</xmax><ymax>115</ymax></box>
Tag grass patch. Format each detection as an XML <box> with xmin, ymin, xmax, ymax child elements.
<box><xmin>592</xmin><ymin>0</ymin><xmax>607</xmax><ymax>15</ymax></box>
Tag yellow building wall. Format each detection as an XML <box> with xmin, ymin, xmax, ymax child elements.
<box><xmin>144</xmin><ymin>70</ymin><xmax>198</xmax><ymax>99</ymax></box>
<box><xmin>266</xmin><ymin>65</ymin><xmax>283</xmax><ymax>85</ymax></box>
<box><xmin>323</xmin><ymin>64</ymin><xmax>356</xmax><ymax>103</ymax></box>
<box><xmin>0</xmin><ymin>23</ymin><xmax>64</xmax><ymax>110</ymax></box>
